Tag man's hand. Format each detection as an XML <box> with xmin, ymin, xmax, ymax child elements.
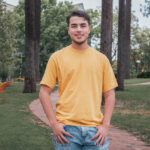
<box><xmin>91</xmin><ymin>125</ymin><xmax>109</xmax><ymax>145</ymax></box>
<box><xmin>91</xmin><ymin>89</ymin><xmax>115</xmax><ymax>145</ymax></box>
<box><xmin>51</xmin><ymin>122</ymin><xmax>73</xmax><ymax>144</ymax></box>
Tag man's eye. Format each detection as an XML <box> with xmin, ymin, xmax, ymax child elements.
<box><xmin>81</xmin><ymin>24</ymin><xmax>87</xmax><ymax>27</ymax></box>
<box><xmin>71</xmin><ymin>25</ymin><xmax>77</xmax><ymax>28</ymax></box>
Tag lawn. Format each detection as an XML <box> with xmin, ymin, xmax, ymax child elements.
<box><xmin>0</xmin><ymin>82</ymin><xmax>54</xmax><ymax>150</ymax></box>
<box><xmin>0</xmin><ymin>79</ymin><xmax>150</xmax><ymax>149</ymax></box>
<box><xmin>112</xmin><ymin>78</ymin><xmax>150</xmax><ymax>144</ymax></box>
<box><xmin>125</xmin><ymin>78</ymin><xmax>150</xmax><ymax>85</ymax></box>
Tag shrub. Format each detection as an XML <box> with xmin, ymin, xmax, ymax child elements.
<box><xmin>137</xmin><ymin>72</ymin><xmax>150</xmax><ymax>78</ymax></box>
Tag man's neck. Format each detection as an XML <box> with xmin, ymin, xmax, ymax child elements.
<box><xmin>71</xmin><ymin>42</ymin><xmax>89</xmax><ymax>50</ymax></box>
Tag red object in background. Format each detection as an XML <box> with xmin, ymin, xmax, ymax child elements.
<box><xmin>0</xmin><ymin>88</ymin><xmax>4</xmax><ymax>93</ymax></box>
<box><xmin>0</xmin><ymin>81</ymin><xmax>12</xmax><ymax>93</ymax></box>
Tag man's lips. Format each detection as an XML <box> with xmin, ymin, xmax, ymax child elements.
<box><xmin>75</xmin><ymin>34</ymin><xmax>83</xmax><ymax>38</ymax></box>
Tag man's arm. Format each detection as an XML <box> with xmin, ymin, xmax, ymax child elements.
<box><xmin>91</xmin><ymin>89</ymin><xmax>116</xmax><ymax>145</ymax></box>
<box><xmin>102</xmin><ymin>89</ymin><xmax>116</xmax><ymax>127</ymax></box>
<box><xmin>39</xmin><ymin>85</ymin><xmax>57</xmax><ymax>126</ymax></box>
<box><xmin>39</xmin><ymin>85</ymin><xmax>72</xmax><ymax>144</ymax></box>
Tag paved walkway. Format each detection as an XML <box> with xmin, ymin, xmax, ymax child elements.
<box><xmin>127</xmin><ymin>82</ymin><xmax>150</xmax><ymax>86</ymax></box>
<box><xmin>29</xmin><ymin>90</ymin><xmax>150</xmax><ymax>150</ymax></box>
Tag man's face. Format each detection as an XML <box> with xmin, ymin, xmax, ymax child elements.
<box><xmin>68</xmin><ymin>16</ymin><xmax>90</xmax><ymax>45</ymax></box>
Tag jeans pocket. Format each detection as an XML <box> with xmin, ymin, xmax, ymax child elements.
<box><xmin>63</xmin><ymin>125</ymin><xmax>69</xmax><ymax>130</ymax></box>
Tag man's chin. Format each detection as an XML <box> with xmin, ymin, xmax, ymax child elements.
<box><xmin>73</xmin><ymin>40</ymin><xmax>87</xmax><ymax>45</ymax></box>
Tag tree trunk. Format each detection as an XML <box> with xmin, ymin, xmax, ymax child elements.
<box><xmin>117</xmin><ymin>0</ymin><xmax>126</xmax><ymax>91</ymax></box>
<box><xmin>23</xmin><ymin>0</ymin><xmax>36</xmax><ymax>93</ymax></box>
<box><xmin>34</xmin><ymin>0</ymin><xmax>41</xmax><ymax>81</ymax></box>
<box><xmin>100</xmin><ymin>0</ymin><xmax>113</xmax><ymax>63</ymax></box>
<box><xmin>124</xmin><ymin>0</ymin><xmax>131</xmax><ymax>79</ymax></box>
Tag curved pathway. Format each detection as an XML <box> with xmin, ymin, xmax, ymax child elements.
<box><xmin>29</xmin><ymin>90</ymin><xmax>150</xmax><ymax>150</ymax></box>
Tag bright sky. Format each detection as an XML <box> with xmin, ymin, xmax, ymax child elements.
<box><xmin>4</xmin><ymin>0</ymin><xmax>150</xmax><ymax>28</ymax></box>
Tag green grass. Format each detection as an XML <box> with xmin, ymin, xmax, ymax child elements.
<box><xmin>1</xmin><ymin>79</ymin><xmax>150</xmax><ymax>148</ymax></box>
<box><xmin>113</xmin><ymin>79</ymin><xmax>150</xmax><ymax>144</ymax></box>
<box><xmin>0</xmin><ymin>83</ymin><xmax>54</xmax><ymax>150</ymax></box>
<box><xmin>125</xmin><ymin>78</ymin><xmax>150</xmax><ymax>85</ymax></box>
<box><xmin>112</xmin><ymin>113</ymin><xmax>150</xmax><ymax>144</ymax></box>
<box><xmin>116</xmin><ymin>84</ymin><xmax>150</xmax><ymax>110</ymax></box>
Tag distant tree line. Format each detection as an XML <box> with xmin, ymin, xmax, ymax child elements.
<box><xmin>0</xmin><ymin>0</ymin><xmax>149</xmax><ymax>92</ymax></box>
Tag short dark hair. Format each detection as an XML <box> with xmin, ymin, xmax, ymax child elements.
<box><xmin>66</xmin><ymin>10</ymin><xmax>91</xmax><ymax>26</ymax></box>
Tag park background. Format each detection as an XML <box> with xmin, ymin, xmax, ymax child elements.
<box><xmin>0</xmin><ymin>0</ymin><xmax>150</xmax><ymax>149</ymax></box>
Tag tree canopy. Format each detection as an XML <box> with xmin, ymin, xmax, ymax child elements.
<box><xmin>0</xmin><ymin>0</ymin><xmax>16</xmax><ymax>81</ymax></box>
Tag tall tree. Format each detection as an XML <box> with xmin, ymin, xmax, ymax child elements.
<box><xmin>34</xmin><ymin>0</ymin><xmax>41</xmax><ymax>81</ymax></box>
<box><xmin>124</xmin><ymin>0</ymin><xmax>131</xmax><ymax>78</ymax></box>
<box><xmin>23</xmin><ymin>0</ymin><xmax>36</xmax><ymax>93</ymax></box>
<box><xmin>117</xmin><ymin>0</ymin><xmax>126</xmax><ymax>90</ymax></box>
<box><xmin>117</xmin><ymin>0</ymin><xmax>132</xmax><ymax>90</ymax></box>
<box><xmin>24</xmin><ymin>0</ymin><xmax>41</xmax><ymax>92</ymax></box>
<box><xmin>100</xmin><ymin>0</ymin><xmax>113</xmax><ymax>63</ymax></box>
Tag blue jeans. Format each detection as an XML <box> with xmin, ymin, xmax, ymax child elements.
<box><xmin>52</xmin><ymin>125</ymin><xmax>109</xmax><ymax>150</ymax></box>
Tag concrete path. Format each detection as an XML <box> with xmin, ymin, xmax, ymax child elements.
<box><xmin>29</xmin><ymin>90</ymin><xmax>150</xmax><ymax>150</ymax></box>
<box><xmin>127</xmin><ymin>82</ymin><xmax>150</xmax><ymax>86</ymax></box>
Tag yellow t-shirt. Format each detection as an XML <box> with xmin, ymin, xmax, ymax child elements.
<box><xmin>40</xmin><ymin>45</ymin><xmax>118</xmax><ymax>126</ymax></box>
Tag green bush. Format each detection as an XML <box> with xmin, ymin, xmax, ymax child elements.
<box><xmin>0</xmin><ymin>68</ymin><xmax>8</xmax><ymax>82</ymax></box>
<box><xmin>137</xmin><ymin>72</ymin><xmax>150</xmax><ymax>78</ymax></box>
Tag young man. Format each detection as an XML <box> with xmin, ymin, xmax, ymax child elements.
<box><xmin>39</xmin><ymin>10</ymin><xmax>118</xmax><ymax>150</ymax></box>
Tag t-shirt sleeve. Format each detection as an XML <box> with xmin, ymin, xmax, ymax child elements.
<box><xmin>102</xmin><ymin>56</ymin><xmax>118</xmax><ymax>92</ymax></box>
<box><xmin>40</xmin><ymin>54</ymin><xmax>58</xmax><ymax>89</ymax></box>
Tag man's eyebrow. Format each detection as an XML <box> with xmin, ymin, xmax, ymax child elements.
<box><xmin>80</xmin><ymin>23</ymin><xmax>87</xmax><ymax>25</ymax></box>
<box><xmin>70</xmin><ymin>23</ymin><xmax>87</xmax><ymax>26</ymax></box>
<box><xmin>71</xmin><ymin>23</ymin><xmax>77</xmax><ymax>26</ymax></box>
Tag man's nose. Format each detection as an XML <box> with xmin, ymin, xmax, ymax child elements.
<box><xmin>76</xmin><ymin>26</ymin><xmax>82</xmax><ymax>31</ymax></box>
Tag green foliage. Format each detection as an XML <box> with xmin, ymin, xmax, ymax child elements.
<box><xmin>14</xmin><ymin>0</ymin><xmax>101</xmax><ymax>76</ymax></box>
<box><xmin>12</xmin><ymin>0</ymin><xmax>25</xmax><ymax>78</ymax></box>
<box><xmin>0</xmin><ymin>65</ymin><xmax>8</xmax><ymax>82</ymax></box>
<box><xmin>87</xmin><ymin>9</ymin><xmax>101</xmax><ymax>49</ymax></box>
<box><xmin>130</xmin><ymin>12</ymin><xmax>150</xmax><ymax>77</ymax></box>
<box><xmin>140</xmin><ymin>0</ymin><xmax>150</xmax><ymax>17</ymax></box>
<box><xmin>0</xmin><ymin>0</ymin><xmax>16</xmax><ymax>81</ymax></box>
<box><xmin>131</xmin><ymin>27</ymin><xmax>150</xmax><ymax>75</ymax></box>
<box><xmin>40</xmin><ymin>1</ymin><xmax>73</xmax><ymax>75</ymax></box>
<box><xmin>137</xmin><ymin>72</ymin><xmax>150</xmax><ymax>78</ymax></box>
<box><xmin>111</xmin><ymin>10</ymin><xmax>150</xmax><ymax>77</ymax></box>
